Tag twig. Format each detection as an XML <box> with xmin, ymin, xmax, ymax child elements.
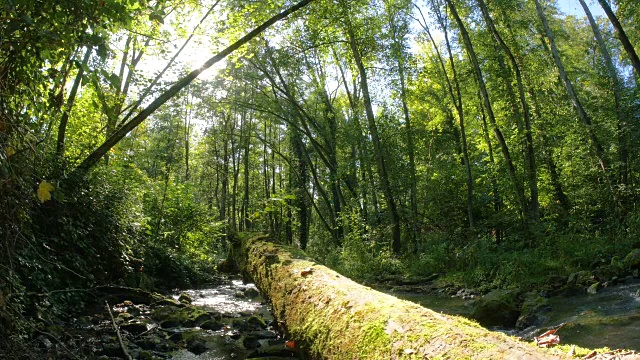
<box><xmin>134</xmin><ymin>324</ymin><xmax>158</xmax><ymax>339</ymax></box>
<box><xmin>104</xmin><ymin>301</ymin><xmax>132</xmax><ymax>360</ymax></box>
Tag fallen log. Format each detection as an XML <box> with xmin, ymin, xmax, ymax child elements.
<box><xmin>233</xmin><ymin>234</ymin><xmax>563</xmax><ymax>359</ymax></box>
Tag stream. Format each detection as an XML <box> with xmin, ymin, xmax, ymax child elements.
<box><xmin>392</xmin><ymin>279</ymin><xmax>640</xmax><ymax>351</ymax></box>
<box><xmin>32</xmin><ymin>276</ymin><xmax>639</xmax><ymax>358</ymax></box>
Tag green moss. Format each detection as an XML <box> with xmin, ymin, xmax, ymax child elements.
<box><xmin>357</xmin><ymin>320</ymin><xmax>391</xmax><ymax>359</ymax></box>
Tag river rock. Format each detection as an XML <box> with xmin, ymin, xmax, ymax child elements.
<box><xmin>567</xmin><ymin>270</ymin><xmax>595</xmax><ymax>287</ymax></box>
<box><xmin>244</xmin><ymin>287</ymin><xmax>261</xmax><ymax>298</ymax></box>
<box><xmin>152</xmin><ymin>304</ymin><xmax>212</xmax><ymax>328</ymax></box>
<box><xmin>623</xmin><ymin>249</ymin><xmax>640</xmax><ymax>270</ymax></box>
<box><xmin>200</xmin><ymin>319</ymin><xmax>224</xmax><ymax>331</ymax></box>
<box><xmin>178</xmin><ymin>293</ymin><xmax>193</xmax><ymax>304</ymax></box>
<box><xmin>120</xmin><ymin>321</ymin><xmax>149</xmax><ymax>335</ymax></box>
<box><xmin>154</xmin><ymin>298</ymin><xmax>184</xmax><ymax>307</ymax></box>
<box><xmin>587</xmin><ymin>282</ymin><xmax>600</xmax><ymax>294</ymax></box>
<box><xmin>515</xmin><ymin>292</ymin><xmax>550</xmax><ymax>330</ymax></box>
<box><xmin>243</xmin><ymin>334</ymin><xmax>261</xmax><ymax>349</ymax></box>
<box><xmin>117</xmin><ymin>312</ymin><xmax>134</xmax><ymax>322</ymax></box>
<box><xmin>471</xmin><ymin>289</ymin><xmax>521</xmax><ymax>327</ymax></box>
<box><xmin>593</xmin><ymin>264</ymin><xmax>622</xmax><ymax>282</ymax></box>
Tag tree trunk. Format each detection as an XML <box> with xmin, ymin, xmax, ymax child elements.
<box><xmin>428</xmin><ymin>3</ymin><xmax>474</xmax><ymax>229</ymax></box>
<box><xmin>388</xmin><ymin>10</ymin><xmax>419</xmax><ymax>243</ymax></box>
<box><xmin>71</xmin><ymin>0</ymin><xmax>315</xmax><ymax>176</ymax></box>
<box><xmin>579</xmin><ymin>0</ymin><xmax>628</xmax><ymax>188</ymax></box>
<box><xmin>535</xmin><ymin>0</ymin><xmax>616</xmax><ymax>201</ymax></box>
<box><xmin>596</xmin><ymin>0</ymin><xmax>640</xmax><ymax>77</ymax></box>
<box><xmin>56</xmin><ymin>46</ymin><xmax>92</xmax><ymax>158</ymax></box>
<box><xmin>232</xmin><ymin>234</ymin><xmax>562</xmax><ymax>359</ymax></box>
<box><xmin>447</xmin><ymin>0</ymin><xmax>527</xmax><ymax>219</ymax></box>
<box><xmin>477</xmin><ymin>0</ymin><xmax>539</xmax><ymax>222</ymax></box>
<box><xmin>347</xmin><ymin>25</ymin><xmax>402</xmax><ymax>254</ymax></box>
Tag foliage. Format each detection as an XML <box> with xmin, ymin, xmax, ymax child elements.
<box><xmin>3</xmin><ymin>0</ymin><xmax>640</xmax><ymax>353</ymax></box>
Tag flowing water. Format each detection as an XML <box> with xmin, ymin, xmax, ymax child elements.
<box><xmin>169</xmin><ymin>279</ymin><xmax>290</xmax><ymax>360</ymax></box>
<box><xmin>392</xmin><ymin>279</ymin><xmax>640</xmax><ymax>351</ymax></box>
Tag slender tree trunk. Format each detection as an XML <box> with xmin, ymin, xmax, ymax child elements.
<box><xmin>579</xmin><ymin>0</ymin><xmax>628</xmax><ymax>188</ymax></box>
<box><xmin>478</xmin><ymin>91</ymin><xmax>502</xmax><ymax>243</ymax></box>
<box><xmin>534</xmin><ymin>0</ymin><xmax>617</xmax><ymax>201</ymax></box>
<box><xmin>220</xmin><ymin>116</ymin><xmax>230</xmax><ymax>222</ymax></box>
<box><xmin>388</xmin><ymin>11</ymin><xmax>419</xmax><ymax>243</ymax></box>
<box><xmin>72</xmin><ymin>0</ymin><xmax>315</xmax><ymax>175</ymax></box>
<box><xmin>476</xmin><ymin>0</ymin><xmax>539</xmax><ymax>221</ymax></box>
<box><xmin>56</xmin><ymin>46</ymin><xmax>92</xmax><ymax>158</ymax></box>
<box><xmin>447</xmin><ymin>0</ymin><xmax>527</xmax><ymax>218</ymax></box>
<box><xmin>430</xmin><ymin>4</ymin><xmax>474</xmax><ymax>229</ymax></box>
<box><xmin>529</xmin><ymin>89</ymin><xmax>571</xmax><ymax>212</ymax></box>
<box><xmin>596</xmin><ymin>0</ymin><xmax>640</xmax><ymax>77</ymax></box>
<box><xmin>243</xmin><ymin>117</ymin><xmax>252</xmax><ymax>231</ymax></box>
<box><xmin>347</xmin><ymin>26</ymin><xmax>402</xmax><ymax>254</ymax></box>
<box><xmin>184</xmin><ymin>90</ymin><xmax>191</xmax><ymax>181</ymax></box>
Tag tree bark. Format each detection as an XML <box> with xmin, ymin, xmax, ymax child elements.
<box><xmin>346</xmin><ymin>25</ymin><xmax>402</xmax><ymax>255</ymax></box>
<box><xmin>447</xmin><ymin>0</ymin><xmax>527</xmax><ymax>218</ymax></box>
<box><xmin>579</xmin><ymin>0</ymin><xmax>628</xmax><ymax>187</ymax></box>
<box><xmin>387</xmin><ymin>9</ymin><xmax>419</xmax><ymax>242</ymax></box>
<box><xmin>419</xmin><ymin>3</ymin><xmax>474</xmax><ymax>229</ymax></box>
<box><xmin>476</xmin><ymin>0</ymin><xmax>539</xmax><ymax>222</ymax></box>
<box><xmin>56</xmin><ymin>46</ymin><xmax>92</xmax><ymax>157</ymax></box>
<box><xmin>534</xmin><ymin>0</ymin><xmax>616</xmax><ymax>201</ymax></box>
<box><xmin>232</xmin><ymin>234</ymin><xmax>561</xmax><ymax>359</ymax></box>
<box><xmin>596</xmin><ymin>0</ymin><xmax>640</xmax><ymax>78</ymax></box>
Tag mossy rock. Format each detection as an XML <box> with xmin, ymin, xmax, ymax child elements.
<box><xmin>178</xmin><ymin>293</ymin><xmax>193</xmax><ymax>304</ymax></box>
<box><xmin>200</xmin><ymin>319</ymin><xmax>223</xmax><ymax>331</ymax></box>
<box><xmin>471</xmin><ymin>289</ymin><xmax>521</xmax><ymax>327</ymax></box>
<box><xmin>623</xmin><ymin>249</ymin><xmax>640</xmax><ymax>270</ymax></box>
<box><xmin>515</xmin><ymin>292</ymin><xmax>550</xmax><ymax>330</ymax></box>
<box><xmin>120</xmin><ymin>322</ymin><xmax>149</xmax><ymax>335</ymax></box>
<box><xmin>246</xmin><ymin>315</ymin><xmax>267</xmax><ymax>329</ymax></box>
<box><xmin>117</xmin><ymin>312</ymin><xmax>134</xmax><ymax>322</ymax></box>
<box><xmin>567</xmin><ymin>270</ymin><xmax>595</xmax><ymax>287</ymax></box>
<box><xmin>152</xmin><ymin>305</ymin><xmax>211</xmax><ymax>328</ymax></box>
<box><xmin>592</xmin><ymin>264</ymin><xmax>622</xmax><ymax>282</ymax></box>
<box><xmin>181</xmin><ymin>330</ymin><xmax>219</xmax><ymax>355</ymax></box>
<box><xmin>243</xmin><ymin>287</ymin><xmax>261</xmax><ymax>298</ymax></box>
<box><xmin>153</xmin><ymin>298</ymin><xmax>184</xmax><ymax>307</ymax></box>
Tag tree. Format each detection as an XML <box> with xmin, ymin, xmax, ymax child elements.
<box><xmin>72</xmin><ymin>0</ymin><xmax>315</xmax><ymax>175</ymax></box>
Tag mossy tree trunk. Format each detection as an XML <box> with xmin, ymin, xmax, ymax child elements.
<box><xmin>233</xmin><ymin>234</ymin><xmax>561</xmax><ymax>359</ymax></box>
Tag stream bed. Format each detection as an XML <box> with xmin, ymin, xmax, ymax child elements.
<box><xmin>30</xmin><ymin>275</ymin><xmax>640</xmax><ymax>359</ymax></box>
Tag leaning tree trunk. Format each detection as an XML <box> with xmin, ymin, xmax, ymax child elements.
<box><xmin>596</xmin><ymin>0</ymin><xmax>640</xmax><ymax>78</ymax></box>
<box><xmin>579</xmin><ymin>0</ymin><xmax>629</xmax><ymax>188</ymax></box>
<box><xmin>534</xmin><ymin>0</ymin><xmax>618</xmax><ymax>204</ymax></box>
<box><xmin>477</xmin><ymin>0</ymin><xmax>539</xmax><ymax>222</ymax></box>
<box><xmin>232</xmin><ymin>234</ymin><xmax>561</xmax><ymax>359</ymax></box>
<box><xmin>447</xmin><ymin>0</ymin><xmax>528</xmax><ymax>219</ymax></box>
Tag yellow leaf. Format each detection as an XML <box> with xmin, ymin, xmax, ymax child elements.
<box><xmin>6</xmin><ymin>146</ymin><xmax>15</xmax><ymax>157</ymax></box>
<box><xmin>37</xmin><ymin>180</ymin><xmax>54</xmax><ymax>203</ymax></box>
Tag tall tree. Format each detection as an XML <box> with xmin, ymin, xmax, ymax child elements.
<box><xmin>447</xmin><ymin>0</ymin><xmax>528</xmax><ymax>219</ymax></box>
<box><xmin>596</xmin><ymin>0</ymin><xmax>640</xmax><ymax>77</ymax></box>
<box><xmin>344</xmin><ymin>7</ymin><xmax>402</xmax><ymax>254</ymax></box>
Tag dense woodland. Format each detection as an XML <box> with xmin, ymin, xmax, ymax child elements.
<box><xmin>1</xmin><ymin>0</ymin><xmax>640</xmax><ymax>351</ymax></box>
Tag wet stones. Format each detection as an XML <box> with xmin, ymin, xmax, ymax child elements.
<box><xmin>177</xmin><ymin>293</ymin><xmax>193</xmax><ymax>304</ymax></box>
<box><xmin>515</xmin><ymin>292</ymin><xmax>550</xmax><ymax>330</ymax></box>
<box><xmin>471</xmin><ymin>289</ymin><xmax>521</xmax><ymax>327</ymax></box>
<box><xmin>120</xmin><ymin>321</ymin><xmax>149</xmax><ymax>335</ymax></box>
<box><xmin>623</xmin><ymin>249</ymin><xmax>640</xmax><ymax>271</ymax></box>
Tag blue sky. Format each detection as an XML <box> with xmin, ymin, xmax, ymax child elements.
<box><xmin>557</xmin><ymin>0</ymin><xmax>606</xmax><ymax>17</ymax></box>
